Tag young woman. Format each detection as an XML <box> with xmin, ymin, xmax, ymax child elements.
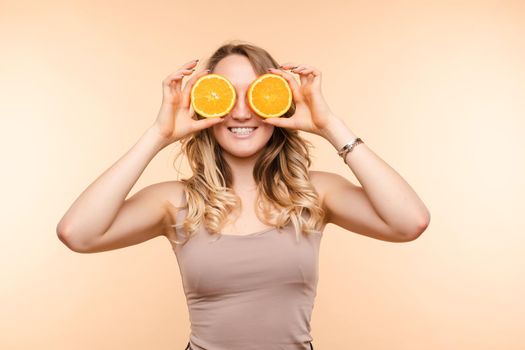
<box><xmin>57</xmin><ymin>41</ymin><xmax>430</xmax><ymax>350</ymax></box>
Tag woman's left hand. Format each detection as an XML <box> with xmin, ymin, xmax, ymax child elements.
<box><xmin>263</xmin><ymin>63</ymin><xmax>339</xmax><ymax>137</ymax></box>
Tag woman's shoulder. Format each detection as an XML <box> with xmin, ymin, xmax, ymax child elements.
<box><xmin>308</xmin><ymin>170</ymin><xmax>330</xmax><ymax>200</ymax></box>
<box><xmin>153</xmin><ymin>180</ymin><xmax>186</xmax><ymax>209</ymax></box>
<box><xmin>137</xmin><ymin>180</ymin><xmax>186</xmax><ymax>223</ymax></box>
<box><xmin>149</xmin><ymin>180</ymin><xmax>188</xmax><ymax>242</ymax></box>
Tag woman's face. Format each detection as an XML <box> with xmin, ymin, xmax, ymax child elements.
<box><xmin>210</xmin><ymin>54</ymin><xmax>275</xmax><ymax>159</ymax></box>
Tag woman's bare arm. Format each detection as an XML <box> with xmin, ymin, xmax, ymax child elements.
<box><xmin>318</xmin><ymin>118</ymin><xmax>430</xmax><ymax>241</ymax></box>
<box><xmin>56</xmin><ymin>126</ymin><xmax>168</xmax><ymax>252</ymax></box>
<box><xmin>56</xmin><ymin>62</ymin><xmax>222</xmax><ymax>253</ymax></box>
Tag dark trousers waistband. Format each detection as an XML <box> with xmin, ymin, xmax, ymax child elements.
<box><xmin>184</xmin><ymin>341</ymin><xmax>314</xmax><ymax>349</ymax></box>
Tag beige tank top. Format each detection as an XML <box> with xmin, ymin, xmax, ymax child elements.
<box><xmin>169</xmin><ymin>193</ymin><xmax>325</xmax><ymax>350</ymax></box>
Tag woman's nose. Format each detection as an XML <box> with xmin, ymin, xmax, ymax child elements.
<box><xmin>230</xmin><ymin>95</ymin><xmax>253</xmax><ymax>121</ymax></box>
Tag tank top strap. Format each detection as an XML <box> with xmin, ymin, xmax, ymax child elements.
<box><xmin>176</xmin><ymin>189</ymin><xmax>188</xmax><ymax>219</ymax></box>
<box><xmin>172</xmin><ymin>189</ymin><xmax>189</xmax><ymax>242</ymax></box>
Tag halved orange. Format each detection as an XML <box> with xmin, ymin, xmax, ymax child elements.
<box><xmin>247</xmin><ymin>73</ymin><xmax>292</xmax><ymax>118</ymax></box>
<box><xmin>190</xmin><ymin>74</ymin><xmax>237</xmax><ymax>118</ymax></box>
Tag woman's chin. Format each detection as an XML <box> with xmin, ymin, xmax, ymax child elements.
<box><xmin>222</xmin><ymin>147</ymin><xmax>263</xmax><ymax>159</ymax></box>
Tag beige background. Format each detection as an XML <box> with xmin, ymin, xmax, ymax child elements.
<box><xmin>1</xmin><ymin>0</ymin><xmax>524</xmax><ymax>349</ymax></box>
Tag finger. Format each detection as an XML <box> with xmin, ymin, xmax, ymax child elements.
<box><xmin>294</xmin><ymin>67</ymin><xmax>312</xmax><ymax>85</ymax></box>
<box><xmin>289</xmin><ymin>65</ymin><xmax>311</xmax><ymax>85</ymax></box>
<box><xmin>191</xmin><ymin>116</ymin><xmax>225</xmax><ymax>132</ymax></box>
<box><xmin>162</xmin><ymin>61</ymin><xmax>199</xmax><ymax>89</ymax></box>
<box><xmin>162</xmin><ymin>73</ymin><xmax>185</xmax><ymax>96</ymax></box>
<box><xmin>290</xmin><ymin>66</ymin><xmax>309</xmax><ymax>85</ymax></box>
<box><xmin>179</xmin><ymin>67</ymin><xmax>196</xmax><ymax>76</ymax></box>
<box><xmin>181</xmin><ymin>69</ymin><xmax>211</xmax><ymax>109</ymax></box>
<box><xmin>268</xmin><ymin>67</ymin><xmax>303</xmax><ymax>103</ymax></box>
<box><xmin>173</xmin><ymin>59</ymin><xmax>200</xmax><ymax>82</ymax></box>
<box><xmin>166</xmin><ymin>58</ymin><xmax>199</xmax><ymax>80</ymax></box>
<box><xmin>299</xmin><ymin>74</ymin><xmax>308</xmax><ymax>86</ymax></box>
<box><xmin>182</xmin><ymin>58</ymin><xmax>200</xmax><ymax>69</ymax></box>
<box><xmin>279</xmin><ymin>62</ymin><xmax>299</xmax><ymax>70</ymax></box>
<box><xmin>293</xmin><ymin>66</ymin><xmax>322</xmax><ymax>87</ymax></box>
<box><xmin>178</xmin><ymin>68</ymin><xmax>197</xmax><ymax>87</ymax></box>
<box><xmin>167</xmin><ymin>60</ymin><xmax>200</xmax><ymax>89</ymax></box>
<box><xmin>262</xmin><ymin>116</ymin><xmax>294</xmax><ymax>129</ymax></box>
<box><xmin>162</xmin><ymin>72</ymin><xmax>185</xmax><ymax>86</ymax></box>
<box><xmin>294</xmin><ymin>67</ymin><xmax>320</xmax><ymax>76</ymax></box>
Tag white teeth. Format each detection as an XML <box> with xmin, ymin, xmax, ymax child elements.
<box><xmin>229</xmin><ymin>127</ymin><xmax>256</xmax><ymax>134</ymax></box>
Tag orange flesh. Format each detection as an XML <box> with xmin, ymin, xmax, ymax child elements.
<box><xmin>192</xmin><ymin>76</ymin><xmax>235</xmax><ymax>116</ymax></box>
<box><xmin>249</xmin><ymin>75</ymin><xmax>291</xmax><ymax>117</ymax></box>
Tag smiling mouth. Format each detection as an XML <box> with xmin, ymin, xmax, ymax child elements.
<box><xmin>227</xmin><ymin>127</ymin><xmax>258</xmax><ymax>136</ymax></box>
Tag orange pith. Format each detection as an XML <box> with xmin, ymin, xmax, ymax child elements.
<box><xmin>247</xmin><ymin>74</ymin><xmax>292</xmax><ymax>118</ymax></box>
<box><xmin>191</xmin><ymin>74</ymin><xmax>236</xmax><ymax>118</ymax></box>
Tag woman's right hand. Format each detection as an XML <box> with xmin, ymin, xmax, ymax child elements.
<box><xmin>152</xmin><ymin>59</ymin><xmax>225</xmax><ymax>147</ymax></box>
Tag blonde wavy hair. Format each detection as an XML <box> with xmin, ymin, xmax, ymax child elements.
<box><xmin>166</xmin><ymin>40</ymin><xmax>326</xmax><ymax>245</ymax></box>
